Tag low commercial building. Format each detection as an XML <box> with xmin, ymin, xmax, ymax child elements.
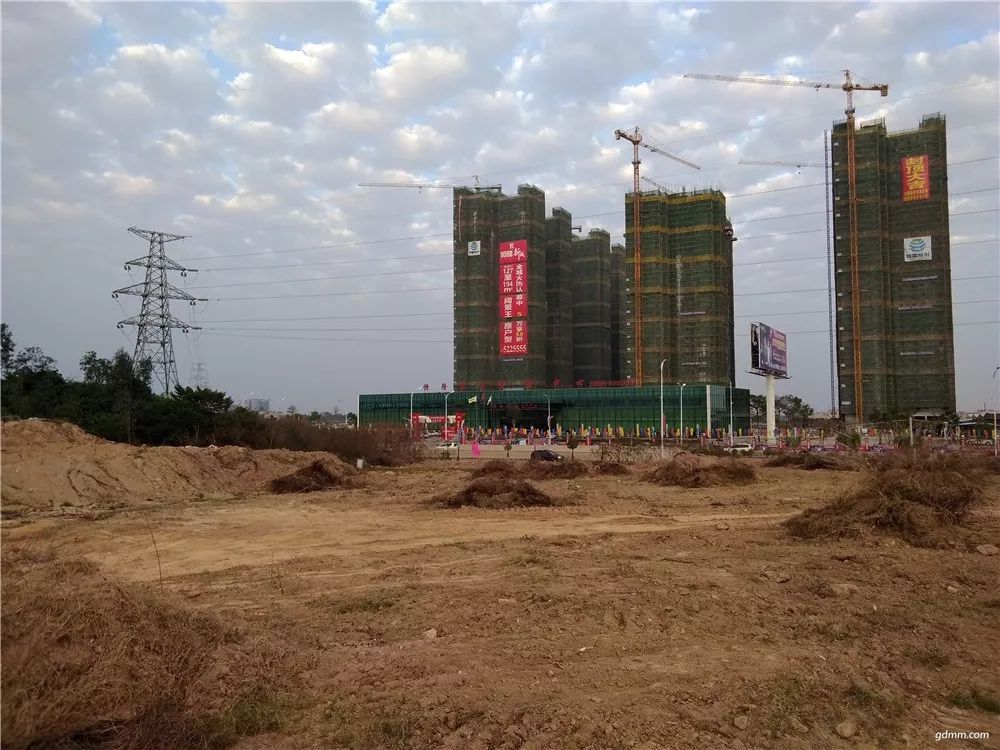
<box><xmin>360</xmin><ymin>385</ymin><xmax>750</xmax><ymax>439</ymax></box>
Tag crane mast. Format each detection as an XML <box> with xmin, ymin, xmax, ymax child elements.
<box><xmin>683</xmin><ymin>69</ymin><xmax>888</xmax><ymax>423</ymax></box>
<box><xmin>615</xmin><ymin>128</ymin><xmax>645</xmax><ymax>383</ymax></box>
<box><xmin>614</xmin><ymin>127</ymin><xmax>700</xmax><ymax>384</ymax></box>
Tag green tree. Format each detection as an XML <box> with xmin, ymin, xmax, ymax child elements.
<box><xmin>1</xmin><ymin>323</ymin><xmax>14</xmax><ymax>375</ymax></box>
<box><xmin>775</xmin><ymin>395</ymin><xmax>815</xmax><ymax>426</ymax></box>
<box><xmin>749</xmin><ymin>394</ymin><xmax>766</xmax><ymax>425</ymax></box>
<box><xmin>566</xmin><ymin>433</ymin><xmax>579</xmax><ymax>460</ymax></box>
<box><xmin>308</xmin><ymin>410</ymin><xmax>321</xmax><ymax>422</ymax></box>
<box><xmin>836</xmin><ymin>431</ymin><xmax>861</xmax><ymax>451</ymax></box>
<box><xmin>346</xmin><ymin>412</ymin><xmax>357</xmax><ymax>427</ymax></box>
<box><xmin>75</xmin><ymin>349</ymin><xmax>153</xmax><ymax>442</ymax></box>
<box><xmin>1</xmin><ymin>339</ymin><xmax>65</xmax><ymax>419</ymax></box>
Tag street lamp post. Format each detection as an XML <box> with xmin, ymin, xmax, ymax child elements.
<box><xmin>679</xmin><ymin>382</ymin><xmax>687</xmax><ymax>446</ymax></box>
<box><xmin>444</xmin><ymin>391</ymin><xmax>453</xmax><ymax>442</ymax></box>
<box><xmin>993</xmin><ymin>366</ymin><xmax>999</xmax><ymax>458</ymax></box>
<box><xmin>544</xmin><ymin>395</ymin><xmax>551</xmax><ymax>445</ymax></box>
<box><xmin>726</xmin><ymin>377</ymin><xmax>734</xmax><ymax>447</ymax></box>
<box><xmin>659</xmin><ymin>359</ymin><xmax>668</xmax><ymax>458</ymax></box>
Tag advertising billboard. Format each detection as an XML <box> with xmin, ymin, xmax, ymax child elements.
<box><xmin>498</xmin><ymin>240</ymin><xmax>528</xmax><ymax>358</ymax></box>
<box><xmin>901</xmin><ymin>154</ymin><xmax>930</xmax><ymax>202</ymax></box>
<box><xmin>750</xmin><ymin>322</ymin><xmax>788</xmax><ymax>376</ymax></box>
<box><xmin>903</xmin><ymin>236</ymin><xmax>932</xmax><ymax>262</ymax></box>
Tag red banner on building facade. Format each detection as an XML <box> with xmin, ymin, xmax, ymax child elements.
<box><xmin>498</xmin><ymin>240</ymin><xmax>528</xmax><ymax>357</ymax></box>
<box><xmin>901</xmin><ymin>155</ymin><xmax>930</xmax><ymax>202</ymax></box>
<box><xmin>500</xmin><ymin>319</ymin><xmax>528</xmax><ymax>356</ymax></box>
<box><xmin>500</xmin><ymin>292</ymin><xmax>527</xmax><ymax>319</ymax></box>
<box><xmin>498</xmin><ymin>239</ymin><xmax>527</xmax><ymax>264</ymax></box>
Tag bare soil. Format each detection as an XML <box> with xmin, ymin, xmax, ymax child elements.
<box><xmin>3</xmin><ymin>423</ymin><xmax>999</xmax><ymax>749</ymax></box>
<box><xmin>0</xmin><ymin>419</ymin><xmax>353</xmax><ymax>513</ymax></box>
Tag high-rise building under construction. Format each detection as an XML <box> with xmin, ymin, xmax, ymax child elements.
<box><xmin>624</xmin><ymin>189</ymin><xmax>736</xmax><ymax>386</ymax></box>
<box><xmin>453</xmin><ymin>185</ymin><xmax>626</xmax><ymax>389</ymax></box>
<box><xmin>831</xmin><ymin>113</ymin><xmax>955</xmax><ymax>421</ymax></box>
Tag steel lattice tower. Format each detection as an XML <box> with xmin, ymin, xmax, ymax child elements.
<box><xmin>114</xmin><ymin>227</ymin><xmax>204</xmax><ymax>395</ymax></box>
<box><xmin>190</xmin><ymin>361</ymin><xmax>209</xmax><ymax>388</ymax></box>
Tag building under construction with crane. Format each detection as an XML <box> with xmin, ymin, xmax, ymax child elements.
<box><xmin>832</xmin><ymin>113</ymin><xmax>956</xmax><ymax>421</ymax></box>
<box><xmin>624</xmin><ymin>188</ymin><xmax>736</xmax><ymax>387</ymax></box>
<box><xmin>358</xmin><ymin>180</ymin><xmax>749</xmax><ymax>438</ymax></box>
<box><xmin>452</xmin><ymin>183</ymin><xmax>629</xmax><ymax>389</ymax></box>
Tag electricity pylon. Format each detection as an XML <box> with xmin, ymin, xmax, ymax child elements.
<box><xmin>113</xmin><ymin>227</ymin><xmax>204</xmax><ymax>395</ymax></box>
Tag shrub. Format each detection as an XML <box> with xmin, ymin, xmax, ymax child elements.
<box><xmin>431</xmin><ymin>477</ymin><xmax>570</xmax><ymax>509</ymax></box>
<box><xmin>785</xmin><ymin>451</ymin><xmax>985</xmax><ymax>545</ymax></box>
<box><xmin>642</xmin><ymin>456</ymin><xmax>757</xmax><ymax>487</ymax></box>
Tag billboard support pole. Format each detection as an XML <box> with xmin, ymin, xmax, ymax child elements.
<box><xmin>766</xmin><ymin>374</ymin><xmax>777</xmax><ymax>447</ymax></box>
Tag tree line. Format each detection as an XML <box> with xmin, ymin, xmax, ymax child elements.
<box><xmin>0</xmin><ymin>324</ymin><xmax>402</xmax><ymax>461</ymax></box>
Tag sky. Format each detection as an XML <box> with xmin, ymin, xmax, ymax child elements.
<box><xmin>2</xmin><ymin>0</ymin><xmax>998</xmax><ymax>414</ymax></box>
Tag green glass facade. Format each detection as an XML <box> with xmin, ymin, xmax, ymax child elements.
<box><xmin>360</xmin><ymin>385</ymin><xmax>750</xmax><ymax>438</ymax></box>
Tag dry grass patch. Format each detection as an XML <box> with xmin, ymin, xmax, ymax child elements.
<box><xmin>785</xmin><ymin>452</ymin><xmax>985</xmax><ymax>546</ymax></box>
<box><xmin>470</xmin><ymin>458</ymin><xmax>590</xmax><ymax>480</ymax></box>
<box><xmin>593</xmin><ymin>462</ymin><xmax>630</xmax><ymax>476</ymax></box>
<box><xmin>1</xmin><ymin>545</ymin><xmax>306</xmax><ymax>750</ymax></box>
<box><xmin>432</xmin><ymin>476</ymin><xmax>570</xmax><ymax>509</ymax></box>
<box><xmin>764</xmin><ymin>452</ymin><xmax>858</xmax><ymax>471</ymax></box>
<box><xmin>642</xmin><ymin>455</ymin><xmax>757</xmax><ymax>488</ymax></box>
<box><xmin>268</xmin><ymin>458</ymin><xmax>357</xmax><ymax>494</ymax></box>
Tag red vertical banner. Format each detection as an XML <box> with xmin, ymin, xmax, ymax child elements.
<box><xmin>901</xmin><ymin>154</ymin><xmax>930</xmax><ymax>202</ymax></box>
<box><xmin>498</xmin><ymin>240</ymin><xmax>528</xmax><ymax>357</ymax></box>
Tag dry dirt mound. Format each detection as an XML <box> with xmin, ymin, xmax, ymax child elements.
<box><xmin>1</xmin><ymin>544</ymin><xmax>305</xmax><ymax>750</ymax></box>
<box><xmin>432</xmin><ymin>477</ymin><xmax>569</xmax><ymax>509</ymax></box>
<box><xmin>642</xmin><ymin>454</ymin><xmax>757</xmax><ymax>488</ymax></box>
<box><xmin>764</xmin><ymin>452</ymin><xmax>858</xmax><ymax>471</ymax></box>
<box><xmin>785</xmin><ymin>453</ymin><xmax>985</xmax><ymax>546</ymax></box>
<box><xmin>269</xmin><ymin>459</ymin><xmax>357</xmax><ymax>494</ymax></box>
<box><xmin>1</xmin><ymin>419</ymin><xmax>355</xmax><ymax>513</ymax></box>
<box><xmin>470</xmin><ymin>458</ymin><xmax>590</xmax><ymax>480</ymax></box>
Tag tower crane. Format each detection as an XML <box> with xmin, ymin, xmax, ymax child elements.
<box><xmin>614</xmin><ymin>126</ymin><xmax>700</xmax><ymax>384</ymax></box>
<box><xmin>738</xmin><ymin>159</ymin><xmax>823</xmax><ymax>170</ymax></box>
<box><xmin>683</xmin><ymin>70</ymin><xmax>888</xmax><ymax>424</ymax></box>
<box><xmin>640</xmin><ymin>175</ymin><xmax>678</xmax><ymax>192</ymax></box>
<box><xmin>357</xmin><ymin>180</ymin><xmax>501</xmax><ymax>193</ymax></box>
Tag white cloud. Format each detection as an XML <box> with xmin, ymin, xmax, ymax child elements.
<box><xmin>100</xmin><ymin>171</ymin><xmax>156</xmax><ymax>196</ymax></box>
<box><xmin>373</xmin><ymin>44</ymin><xmax>468</xmax><ymax>101</ymax></box>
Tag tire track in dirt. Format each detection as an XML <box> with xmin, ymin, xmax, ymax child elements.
<box><xmin>36</xmin><ymin>505</ymin><xmax>794</xmax><ymax>582</ymax></box>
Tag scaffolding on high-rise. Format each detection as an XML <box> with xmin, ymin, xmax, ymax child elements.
<box><xmin>624</xmin><ymin>188</ymin><xmax>735</xmax><ymax>387</ymax></box>
<box><xmin>831</xmin><ymin>113</ymin><xmax>955</xmax><ymax>420</ymax></box>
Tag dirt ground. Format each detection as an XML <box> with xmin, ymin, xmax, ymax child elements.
<box><xmin>3</xmin><ymin>428</ymin><xmax>999</xmax><ymax>749</ymax></box>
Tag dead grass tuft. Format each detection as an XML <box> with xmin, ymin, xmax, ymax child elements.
<box><xmin>1</xmin><ymin>545</ymin><xmax>305</xmax><ymax>750</ymax></box>
<box><xmin>764</xmin><ymin>452</ymin><xmax>858</xmax><ymax>471</ymax></box>
<box><xmin>470</xmin><ymin>459</ymin><xmax>590</xmax><ymax>480</ymax></box>
<box><xmin>947</xmin><ymin>686</ymin><xmax>1000</xmax><ymax>714</ymax></box>
<box><xmin>642</xmin><ymin>455</ymin><xmax>757</xmax><ymax>488</ymax></box>
<box><xmin>785</xmin><ymin>452</ymin><xmax>985</xmax><ymax>545</ymax></box>
<box><xmin>432</xmin><ymin>477</ymin><xmax>569</xmax><ymax>509</ymax></box>
<box><xmin>268</xmin><ymin>458</ymin><xmax>357</xmax><ymax>494</ymax></box>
